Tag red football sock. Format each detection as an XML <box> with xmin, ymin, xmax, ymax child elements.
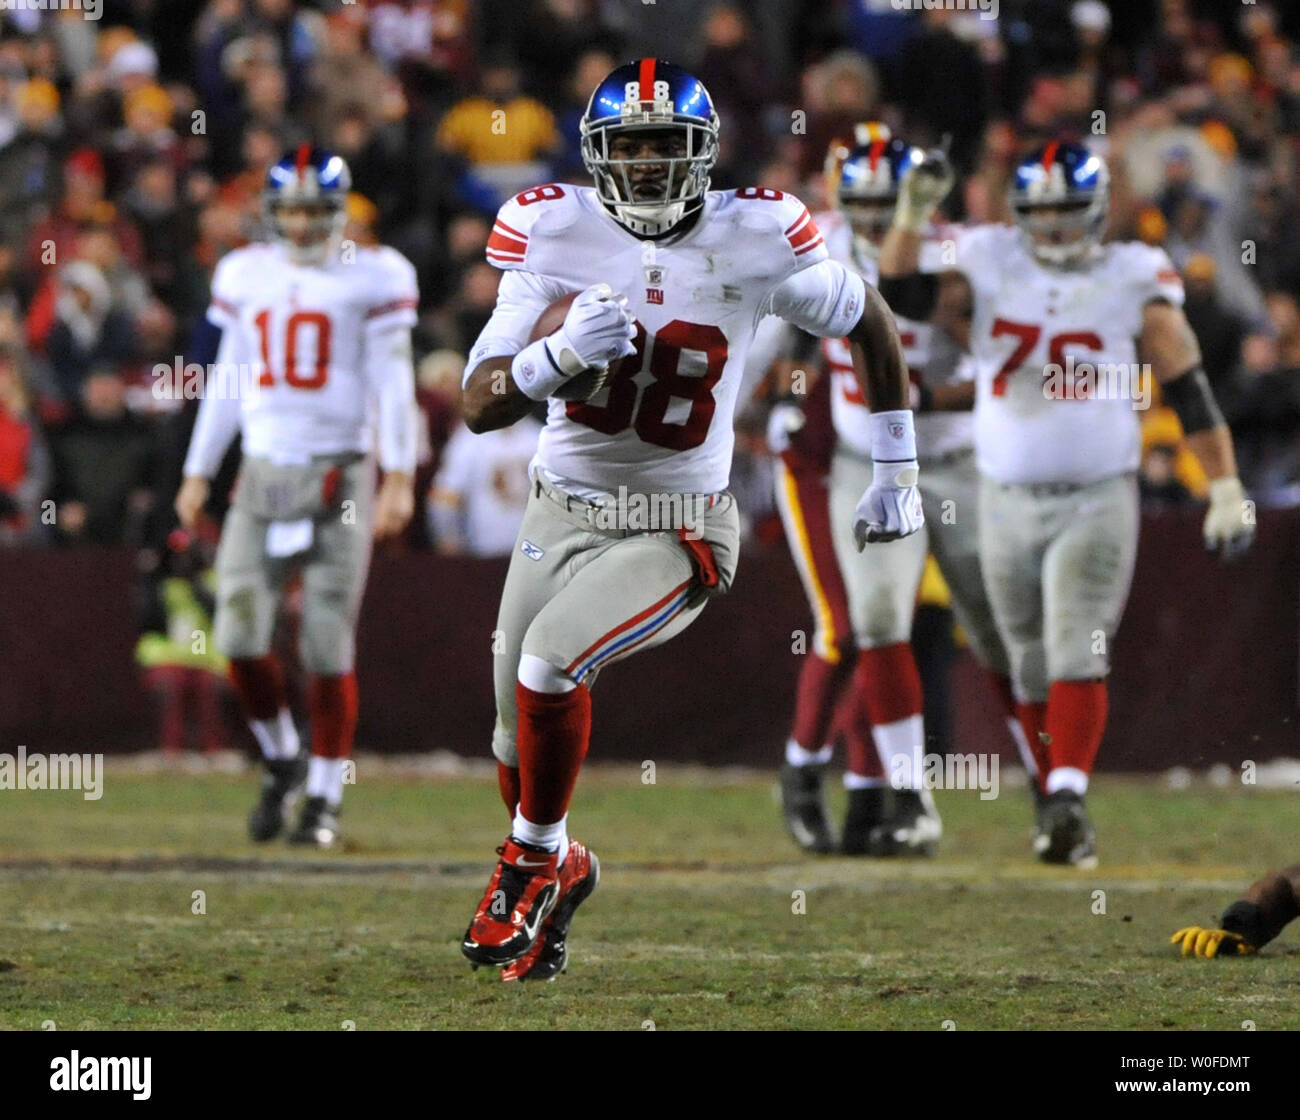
<box><xmin>790</xmin><ymin>646</ymin><xmax>855</xmax><ymax>752</ymax></box>
<box><xmin>1045</xmin><ymin>679</ymin><xmax>1108</xmax><ymax>778</ymax></box>
<box><xmin>1016</xmin><ymin>701</ymin><xmax>1050</xmax><ymax>788</ymax></box>
<box><xmin>309</xmin><ymin>672</ymin><xmax>359</xmax><ymax>759</ymax></box>
<box><xmin>515</xmin><ymin>682</ymin><xmax>591</xmax><ymax>825</ymax></box>
<box><xmin>854</xmin><ymin>642</ymin><xmax>923</xmax><ymax>726</ymax></box>
<box><xmin>833</xmin><ymin>665</ymin><xmax>881</xmax><ymax>778</ymax></box>
<box><xmin>228</xmin><ymin>654</ymin><xmax>286</xmax><ymax>721</ymax></box>
<box><xmin>497</xmin><ymin>762</ymin><xmax>521</xmax><ymax>818</ymax></box>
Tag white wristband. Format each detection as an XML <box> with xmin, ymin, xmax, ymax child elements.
<box><xmin>511</xmin><ymin>337</ymin><xmax>570</xmax><ymax>401</ymax></box>
<box><xmin>869</xmin><ymin>409</ymin><xmax>917</xmax><ymax>463</ymax></box>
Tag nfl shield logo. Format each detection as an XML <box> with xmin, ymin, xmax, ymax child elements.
<box><xmin>645</xmin><ymin>266</ymin><xmax>665</xmax><ymax>285</ymax></box>
<box><xmin>889</xmin><ymin>422</ymin><xmax>905</xmax><ymax>439</ymax></box>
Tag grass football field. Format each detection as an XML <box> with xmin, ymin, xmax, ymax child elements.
<box><xmin>1</xmin><ymin>761</ymin><xmax>1297</xmax><ymax>1031</ymax></box>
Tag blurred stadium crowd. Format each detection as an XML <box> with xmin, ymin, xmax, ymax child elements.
<box><xmin>0</xmin><ymin>0</ymin><xmax>1299</xmax><ymax>558</ymax></box>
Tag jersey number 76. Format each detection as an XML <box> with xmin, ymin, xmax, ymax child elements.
<box><xmin>565</xmin><ymin>319</ymin><xmax>726</xmax><ymax>451</ymax></box>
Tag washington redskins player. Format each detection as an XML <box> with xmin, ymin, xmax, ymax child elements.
<box><xmin>175</xmin><ymin>147</ymin><xmax>419</xmax><ymax>848</ymax></box>
<box><xmin>1172</xmin><ymin>865</ymin><xmax>1300</xmax><ymax>958</ymax></box>
<box><xmin>881</xmin><ymin>141</ymin><xmax>1253</xmax><ymax>867</ymax></box>
<box><xmin>457</xmin><ymin>60</ymin><xmax>921</xmax><ymax>981</ymax></box>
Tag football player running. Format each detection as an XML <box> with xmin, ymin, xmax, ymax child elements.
<box><xmin>459</xmin><ymin>60</ymin><xmax>921</xmax><ymax>981</ymax></box>
<box><xmin>881</xmin><ymin>141</ymin><xmax>1253</xmax><ymax>867</ymax></box>
<box><xmin>775</xmin><ymin>125</ymin><xmax>1025</xmax><ymax>857</ymax></box>
<box><xmin>175</xmin><ymin>147</ymin><xmax>419</xmax><ymax>848</ymax></box>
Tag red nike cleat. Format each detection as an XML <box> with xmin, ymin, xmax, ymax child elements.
<box><xmin>501</xmin><ymin>839</ymin><xmax>599</xmax><ymax>982</ymax></box>
<box><xmin>461</xmin><ymin>837</ymin><xmax>560</xmax><ymax>967</ymax></box>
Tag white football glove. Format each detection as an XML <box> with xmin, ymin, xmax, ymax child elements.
<box><xmin>511</xmin><ymin>283</ymin><xmax>637</xmax><ymax>401</ymax></box>
<box><xmin>853</xmin><ymin>410</ymin><xmax>925</xmax><ymax>548</ymax></box>
<box><xmin>1203</xmin><ymin>476</ymin><xmax>1254</xmax><ymax>561</ymax></box>
<box><xmin>550</xmin><ymin>283</ymin><xmax>637</xmax><ymax>375</ymax></box>
<box><xmin>765</xmin><ymin>399</ymin><xmax>806</xmax><ymax>455</ymax></box>
<box><xmin>893</xmin><ymin>147</ymin><xmax>956</xmax><ymax>234</ymax></box>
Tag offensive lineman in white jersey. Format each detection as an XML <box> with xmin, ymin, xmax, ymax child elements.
<box><xmin>881</xmin><ymin>140</ymin><xmax>1253</xmax><ymax>866</ymax></box>
<box><xmin>457</xmin><ymin>59</ymin><xmax>922</xmax><ymax>982</ymax></box>
<box><xmin>175</xmin><ymin>146</ymin><xmax>419</xmax><ymax>848</ymax></box>
<box><xmin>772</xmin><ymin>125</ymin><xmax>1022</xmax><ymax>858</ymax></box>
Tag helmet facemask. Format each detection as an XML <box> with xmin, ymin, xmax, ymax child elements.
<box><xmin>265</xmin><ymin>197</ymin><xmax>347</xmax><ymax>266</ymax></box>
<box><xmin>838</xmin><ymin>196</ymin><xmax>896</xmax><ymax>260</ymax></box>
<box><xmin>1009</xmin><ymin>158</ymin><xmax>1109</xmax><ymax>267</ymax></box>
<box><xmin>582</xmin><ymin>120</ymin><xmax>718</xmax><ymax>237</ymax></box>
<box><xmin>264</xmin><ymin>153</ymin><xmax>350</xmax><ymax>266</ymax></box>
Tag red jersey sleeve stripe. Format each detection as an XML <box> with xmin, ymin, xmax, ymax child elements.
<box><xmin>793</xmin><ymin>235</ymin><xmax>825</xmax><ymax>257</ymax></box>
<box><xmin>784</xmin><ymin>208</ymin><xmax>812</xmax><ymax>236</ymax></box>
<box><xmin>494</xmin><ymin>218</ymin><xmax>528</xmax><ymax>241</ymax></box>
<box><xmin>365</xmin><ymin>298</ymin><xmax>418</xmax><ymax>320</ymax></box>
<box><xmin>487</xmin><ymin>230</ymin><xmax>528</xmax><ymax>255</ymax></box>
<box><xmin>788</xmin><ymin>214</ymin><xmax>823</xmax><ymax>251</ymax></box>
<box><xmin>210</xmin><ymin>297</ymin><xmax>236</xmax><ymax>316</ymax></box>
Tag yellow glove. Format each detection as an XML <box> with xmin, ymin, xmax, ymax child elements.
<box><xmin>1169</xmin><ymin>925</ymin><xmax>1256</xmax><ymax>959</ymax></box>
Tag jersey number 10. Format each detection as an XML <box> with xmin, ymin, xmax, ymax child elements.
<box><xmin>566</xmin><ymin>320</ymin><xmax>727</xmax><ymax>451</ymax></box>
<box><xmin>254</xmin><ymin>309</ymin><xmax>332</xmax><ymax>390</ymax></box>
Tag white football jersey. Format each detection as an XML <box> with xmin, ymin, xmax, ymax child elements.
<box><xmin>184</xmin><ymin>241</ymin><xmax>419</xmax><ymax>476</ymax></box>
<box><xmin>431</xmin><ymin>418</ymin><xmax>542</xmax><ymax>557</ymax></box>
<box><xmin>952</xmin><ymin>225</ymin><xmax>1183</xmax><ymax>485</ymax></box>
<box><xmin>819</xmin><ymin>212</ymin><xmax>972</xmax><ymax>459</ymax></box>
<box><xmin>467</xmin><ymin>183</ymin><xmax>864</xmax><ymax>497</ymax></box>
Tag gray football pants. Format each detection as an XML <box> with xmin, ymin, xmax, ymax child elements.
<box><xmin>978</xmin><ymin>473</ymin><xmax>1139</xmax><ymax>703</ymax></box>
<box><xmin>213</xmin><ymin>454</ymin><xmax>374</xmax><ymax>675</ymax></box>
<box><xmin>490</xmin><ymin>473</ymin><xmax>741</xmax><ymax>767</ymax></box>
<box><xmin>829</xmin><ymin>448</ymin><xmax>1009</xmax><ymax>677</ymax></box>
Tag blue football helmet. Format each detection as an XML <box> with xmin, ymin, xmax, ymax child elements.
<box><xmin>827</xmin><ymin>122</ymin><xmax>924</xmax><ymax>249</ymax></box>
<box><xmin>580</xmin><ymin>58</ymin><xmax>720</xmax><ymax>237</ymax></box>
<box><xmin>264</xmin><ymin>145</ymin><xmax>351</xmax><ymax>265</ymax></box>
<box><xmin>1008</xmin><ymin>141</ymin><xmax>1109</xmax><ymax>266</ymax></box>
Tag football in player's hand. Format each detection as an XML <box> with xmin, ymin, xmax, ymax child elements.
<box><xmin>529</xmin><ymin>292</ymin><xmax>609</xmax><ymax>401</ymax></box>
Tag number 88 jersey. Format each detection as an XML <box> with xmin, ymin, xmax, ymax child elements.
<box><xmin>468</xmin><ymin>182</ymin><xmax>863</xmax><ymax>498</ymax></box>
<box><xmin>951</xmin><ymin>224</ymin><xmax>1183</xmax><ymax>486</ymax></box>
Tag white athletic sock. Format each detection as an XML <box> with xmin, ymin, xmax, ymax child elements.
<box><xmin>842</xmin><ymin>772</ymin><xmax>887</xmax><ymax>791</ymax></box>
<box><xmin>1005</xmin><ymin>716</ymin><xmax>1038</xmax><ymax>779</ymax></box>
<box><xmin>1045</xmin><ymin>766</ymin><xmax>1088</xmax><ymax>796</ymax></box>
<box><xmin>785</xmin><ymin>740</ymin><xmax>833</xmax><ymax>767</ymax></box>
<box><xmin>249</xmin><ymin>708</ymin><xmax>299</xmax><ymax>761</ymax></box>
<box><xmin>872</xmin><ymin>714</ymin><xmax>925</xmax><ymax>791</ymax></box>
<box><xmin>306</xmin><ymin>756</ymin><xmax>346</xmax><ymax>805</ymax></box>
<box><xmin>512</xmin><ymin>810</ymin><xmax>566</xmax><ymax>861</ymax></box>
<box><xmin>518</xmin><ymin>653</ymin><xmax>577</xmax><ymax>694</ymax></box>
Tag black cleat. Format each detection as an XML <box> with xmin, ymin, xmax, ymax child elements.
<box><xmin>867</xmin><ymin>789</ymin><xmax>941</xmax><ymax>857</ymax></box>
<box><xmin>288</xmin><ymin>795</ymin><xmax>341</xmax><ymax>848</ymax></box>
<box><xmin>1034</xmin><ymin>790</ymin><xmax>1097</xmax><ymax>868</ymax></box>
<box><xmin>840</xmin><ymin>785</ymin><xmax>888</xmax><ymax>855</ymax></box>
<box><xmin>248</xmin><ymin>754</ymin><xmax>307</xmax><ymax>843</ymax></box>
<box><xmin>779</xmin><ymin>763</ymin><xmax>835</xmax><ymax>853</ymax></box>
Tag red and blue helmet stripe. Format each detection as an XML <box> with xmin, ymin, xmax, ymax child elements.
<box><xmin>584</xmin><ymin>58</ymin><xmax>718</xmax><ymax>127</ymax></box>
<box><xmin>265</xmin><ymin>144</ymin><xmax>351</xmax><ymax>203</ymax></box>
<box><xmin>1009</xmin><ymin>141</ymin><xmax>1110</xmax><ymax>264</ymax></box>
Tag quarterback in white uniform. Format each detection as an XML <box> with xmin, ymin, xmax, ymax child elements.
<box><xmin>175</xmin><ymin>146</ymin><xmax>419</xmax><ymax>848</ymax></box>
<box><xmin>881</xmin><ymin>140</ymin><xmax>1253</xmax><ymax>866</ymax></box>
<box><xmin>456</xmin><ymin>59</ymin><xmax>922</xmax><ymax>982</ymax></box>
